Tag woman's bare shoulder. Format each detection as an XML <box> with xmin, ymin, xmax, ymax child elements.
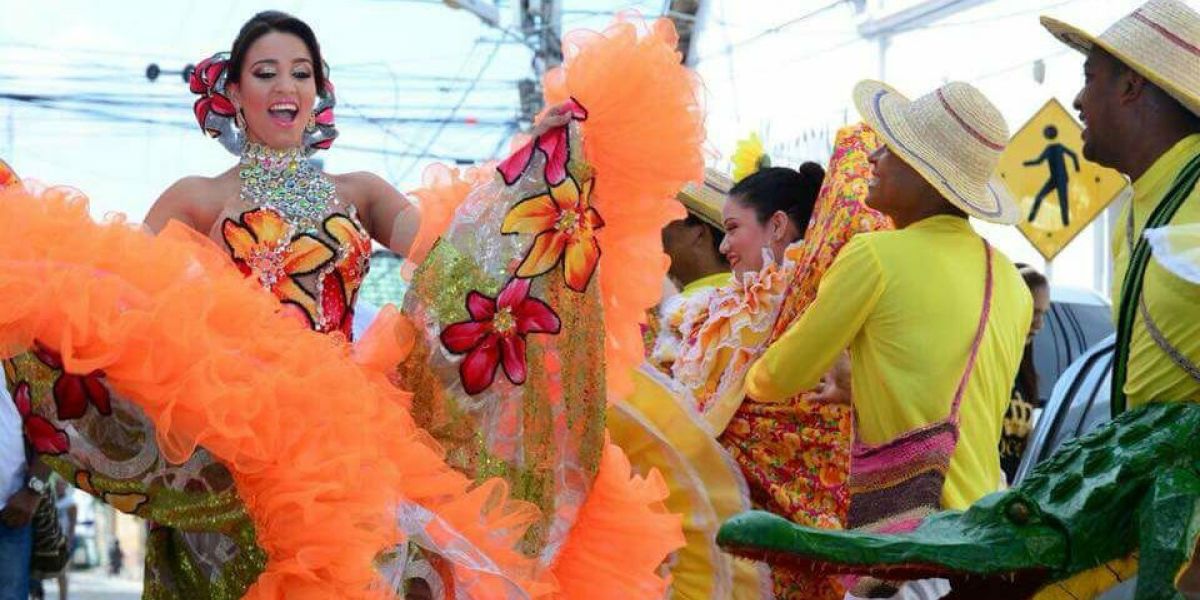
<box><xmin>145</xmin><ymin>170</ymin><xmax>237</xmax><ymax>233</ymax></box>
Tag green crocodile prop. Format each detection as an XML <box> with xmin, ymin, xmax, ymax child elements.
<box><xmin>717</xmin><ymin>402</ymin><xmax>1200</xmax><ymax>599</ymax></box>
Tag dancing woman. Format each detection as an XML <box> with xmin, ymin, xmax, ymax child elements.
<box><xmin>0</xmin><ymin>10</ymin><xmax>704</xmax><ymax>600</ymax></box>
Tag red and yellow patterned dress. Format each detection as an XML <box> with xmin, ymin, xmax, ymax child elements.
<box><xmin>671</xmin><ymin>124</ymin><xmax>892</xmax><ymax>599</ymax></box>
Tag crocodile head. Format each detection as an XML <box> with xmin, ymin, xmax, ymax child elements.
<box><xmin>717</xmin><ymin>403</ymin><xmax>1200</xmax><ymax>596</ymax></box>
<box><xmin>718</xmin><ymin>491</ymin><xmax>1065</xmax><ymax>590</ymax></box>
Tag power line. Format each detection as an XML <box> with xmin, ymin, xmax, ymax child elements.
<box><xmin>696</xmin><ymin>0</ymin><xmax>850</xmax><ymax>62</ymax></box>
<box><xmin>0</xmin><ymin>91</ymin><xmax>517</xmax><ymax>121</ymax></box>
<box><xmin>896</xmin><ymin>0</ymin><xmax>1083</xmax><ymax>33</ymax></box>
<box><xmin>970</xmin><ymin>48</ymin><xmax>1073</xmax><ymax>85</ymax></box>
<box><xmin>1</xmin><ymin>94</ymin><xmax>507</xmax><ymax>162</ymax></box>
<box><xmin>399</xmin><ymin>39</ymin><xmax>503</xmax><ymax>180</ymax></box>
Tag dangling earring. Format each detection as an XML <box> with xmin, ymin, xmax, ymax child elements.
<box><xmin>764</xmin><ymin>240</ymin><xmax>778</xmax><ymax>263</ymax></box>
<box><xmin>305</xmin><ymin>112</ymin><xmax>317</xmax><ymax>133</ymax></box>
<box><xmin>234</xmin><ymin>107</ymin><xmax>246</xmax><ymax>131</ymax></box>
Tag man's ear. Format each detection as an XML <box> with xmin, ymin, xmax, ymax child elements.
<box><xmin>1118</xmin><ymin>67</ymin><xmax>1149</xmax><ymax>107</ymax></box>
<box><xmin>692</xmin><ymin>221</ymin><xmax>714</xmax><ymax>246</ymax></box>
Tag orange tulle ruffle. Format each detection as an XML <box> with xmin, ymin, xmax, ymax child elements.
<box><xmin>405</xmin><ymin>162</ymin><xmax>496</xmax><ymax>270</ymax></box>
<box><xmin>535</xmin><ymin>17</ymin><xmax>697</xmax><ymax>596</ymax></box>
<box><xmin>541</xmin><ymin>16</ymin><xmax>705</xmax><ymax>398</ymax></box>
<box><xmin>0</xmin><ymin>184</ymin><xmax>539</xmax><ymax>599</ymax></box>
<box><xmin>547</xmin><ymin>437</ymin><xmax>684</xmax><ymax>599</ymax></box>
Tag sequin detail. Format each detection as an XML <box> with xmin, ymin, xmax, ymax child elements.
<box><xmin>222</xmin><ymin>144</ymin><xmax>372</xmax><ymax>337</ymax></box>
<box><xmin>238</xmin><ymin>142</ymin><xmax>338</xmax><ymax>229</ymax></box>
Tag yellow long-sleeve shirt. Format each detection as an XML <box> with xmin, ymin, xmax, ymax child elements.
<box><xmin>746</xmin><ymin>215</ymin><xmax>1031</xmax><ymax>509</ymax></box>
<box><xmin>1114</xmin><ymin>133</ymin><xmax>1200</xmax><ymax>408</ymax></box>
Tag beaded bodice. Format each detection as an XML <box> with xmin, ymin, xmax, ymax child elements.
<box><xmin>212</xmin><ymin>143</ymin><xmax>372</xmax><ymax>338</ymax></box>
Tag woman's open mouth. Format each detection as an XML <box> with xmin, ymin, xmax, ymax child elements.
<box><xmin>267</xmin><ymin>102</ymin><xmax>299</xmax><ymax>128</ymax></box>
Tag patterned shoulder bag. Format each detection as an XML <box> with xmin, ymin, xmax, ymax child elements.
<box><xmin>847</xmin><ymin>239</ymin><xmax>994</xmax><ymax>533</ymax></box>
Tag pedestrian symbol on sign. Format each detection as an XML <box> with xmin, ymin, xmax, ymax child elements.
<box><xmin>1024</xmin><ymin>125</ymin><xmax>1080</xmax><ymax>228</ymax></box>
<box><xmin>996</xmin><ymin>99</ymin><xmax>1128</xmax><ymax>261</ymax></box>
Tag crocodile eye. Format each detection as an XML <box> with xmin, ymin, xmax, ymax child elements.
<box><xmin>1007</xmin><ymin>501</ymin><xmax>1031</xmax><ymax>525</ymax></box>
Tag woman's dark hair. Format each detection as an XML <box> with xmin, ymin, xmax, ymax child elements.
<box><xmin>1014</xmin><ymin>263</ymin><xmax>1049</xmax><ymax>405</ymax></box>
<box><xmin>728</xmin><ymin>163</ymin><xmax>826</xmax><ymax>234</ymax></box>
<box><xmin>683</xmin><ymin>214</ymin><xmax>730</xmax><ymax>266</ymax></box>
<box><xmin>1015</xmin><ymin>262</ymin><xmax>1049</xmax><ymax>293</ymax></box>
<box><xmin>228</xmin><ymin>11</ymin><xmax>327</xmax><ymax>95</ymax></box>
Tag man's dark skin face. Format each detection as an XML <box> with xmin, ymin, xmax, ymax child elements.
<box><xmin>662</xmin><ymin>217</ymin><xmax>727</xmax><ymax>287</ymax></box>
<box><xmin>1071</xmin><ymin>47</ymin><xmax>1200</xmax><ymax>181</ymax></box>
<box><xmin>1073</xmin><ymin>49</ymin><xmax>1129</xmax><ymax>166</ymax></box>
<box><xmin>866</xmin><ymin>144</ymin><xmax>960</xmax><ymax>229</ymax></box>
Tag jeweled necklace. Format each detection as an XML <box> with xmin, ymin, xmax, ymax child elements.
<box><xmin>238</xmin><ymin>141</ymin><xmax>338</xmax><ymax>229</ymax></box>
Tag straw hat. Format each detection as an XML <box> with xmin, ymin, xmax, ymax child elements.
<box><xmin>1041</xmin><ymin>0</ymin><xmax>1200</xmax><ymax>117</ymax></box>
<box><xmin>677</xmin><ymin>168</ymin><xmax>733</xmax><ymax>231</ymax></box>
<box><xmin>853</xmin><ymin>80</ymin><xmax>1020</xmax><ymax>225</ymax></box>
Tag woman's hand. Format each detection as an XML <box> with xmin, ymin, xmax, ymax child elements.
<box><xmin>529</xmin><ymin>103</ymin><xmax>576</xmax><ymax>138</ymax></box>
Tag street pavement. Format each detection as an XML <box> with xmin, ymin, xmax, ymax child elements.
<box><xmin>40</xmin><ymin>569</ymin><xmax>142</xmax><ymax>600</ymax></box>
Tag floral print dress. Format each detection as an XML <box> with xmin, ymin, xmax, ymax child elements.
<box><xmin>668</xmin><ymin>124</ymin><xmax>891</xmax><ymax>600</ymax></box>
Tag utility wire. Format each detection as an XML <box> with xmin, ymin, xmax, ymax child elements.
<box><xmin>399</xmin><ymin>39</ymin><xmax>503</xmax><ymax>180</ymax></box>
<box><xmin>1</xmin><ymin>94</ymin><xmax>503</xmax><ymax>163</ymax></box>
<box><xmin>696</xmin><ymin>0</ymin><xmax>849</xmax><ymax>62</ymax></box>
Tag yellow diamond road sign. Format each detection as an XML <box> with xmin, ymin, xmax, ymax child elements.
<box><xmin>996</xmin><ymin>99</ymin><xmax>1129</xmax><ymax>261</ymax></box>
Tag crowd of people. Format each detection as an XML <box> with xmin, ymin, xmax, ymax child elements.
<box><xmin>0</xmin><ymin>0</ymin><xmax>1198</xmax><ymax>599</ymax></box>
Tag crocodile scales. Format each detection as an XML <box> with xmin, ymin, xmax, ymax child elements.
<box><xmin>717</xmin><ymin>402</ymin><xmax>1200</xmax><ymax>599</ymax></box>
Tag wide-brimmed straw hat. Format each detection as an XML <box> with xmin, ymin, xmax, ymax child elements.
<box><xmin>1041</xmin><ymin>0</ymin><xmax>1200</xmax><ymax>117</ymax></box>
<box><xmin>853</xmin><ymin>80</ymin><xmax>1019</xmax><ymax>225</ymax></box>
<box><xmin>677</xmin><ymin>168</ymin><xmax>733</xmax><ymax>231</ymax></box>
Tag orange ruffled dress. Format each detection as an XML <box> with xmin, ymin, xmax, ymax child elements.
<box><xmin>0</xmin><ymin>181</ymin><xmax>539</xmax><ymax>600</ymax></box>
<box><xmin>1</xmin><ymin>14</ymin><xmax>700</xmax><ymax>600</ymax></box>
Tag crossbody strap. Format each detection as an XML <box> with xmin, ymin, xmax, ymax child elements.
<box><xmin>949</xmin><ymin>239</ymin><xmax>994</xmax><ymax>424</ymax></box>
<box><xmin>1111</xmin><ymin>152</ymin><xmax>1200</xmax><ymax>416</ymax></box>
<box><xmin>1138</xmin><ymin>296</ymin><xmax>1200</xmax><ymax>382</ymax></box>
<box><xmin>850</xmin><ymin>239</ymin><xmax>994</xmax><ymax>447</ymax></box>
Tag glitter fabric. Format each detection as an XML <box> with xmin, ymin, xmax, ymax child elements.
<box><xmin>401</xmin><ymin>134</ymin><xmax>606</xmax><ymax>566</ymax></box>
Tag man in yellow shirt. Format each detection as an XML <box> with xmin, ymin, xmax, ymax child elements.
<box><xmin>746</xmin><ymin>81</ymin><xmax>1031</xmax><ymax>600</ymax></box>
<box><xmin>1022</xmin><ymin>3</ymin><xmax>1200</xmax><ymax>596</ymax></box>
<box><xmin>747</xmin><ymin>80</ymin><xmax>1031</xmax><ymax>513</ymax></box>
<box><xmin>650</xmin><ymin>169</ymin><xmax>735</xmax><ymax>370</ymax></box>
<box><xmin>1041</xmin><ymin>0</ymin><xmax>1200</xmax><ymax>413</ymax></box>
<box><xmin>662</xmin><ymin>168</ymin><xmax>735</xmax><ymax>296</ymax></box>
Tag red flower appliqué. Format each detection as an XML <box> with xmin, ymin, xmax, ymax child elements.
<box><xmin>33</xmin><ymin>345</ymin><xmax>111</xmax><ymax>420</ymax></box>
<box><xmin>189</xmin><ymin>55</ymin><xmax>236</xmax><ymax>137</ymax></box>
<box><xmin>440</xmin><ymin>278</ymin><xmax>561</xmax><ymax>395</ymax></box>
<box><xmin>319</xmin><ymin>214</ymin><xmax>372</xmax><ymax>338</ymax></box>
<box><xmin>497</xmin><ymin>98</ymin><xmax>588</xmax><ymax>187</ymax></box>
<box><xmin>310</xmin><ymin>80</ymin><xmax>337</xmax><ymax>151</ymax></box>
<box><xmin>13</xmin><ymin>382</ymin><xmax>69</xmax><ymax>455</ymax></box>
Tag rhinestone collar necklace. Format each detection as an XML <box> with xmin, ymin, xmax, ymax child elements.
<box><xmin>238</xmin><ymin>142</ymin><xmax>338</xmax><ymax>229</ymax></box>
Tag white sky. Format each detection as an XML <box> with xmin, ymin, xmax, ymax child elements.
<box><xmin>2</xmin><ymin>0</ymin><xmax>1150</xmax><ymax>295</ymax></box>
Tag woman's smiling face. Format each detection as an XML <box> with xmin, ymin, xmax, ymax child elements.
<box><xmin>228</xmin><ymin>31</ymin><xmax>317</xmax><ymax>149</ymax></box>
